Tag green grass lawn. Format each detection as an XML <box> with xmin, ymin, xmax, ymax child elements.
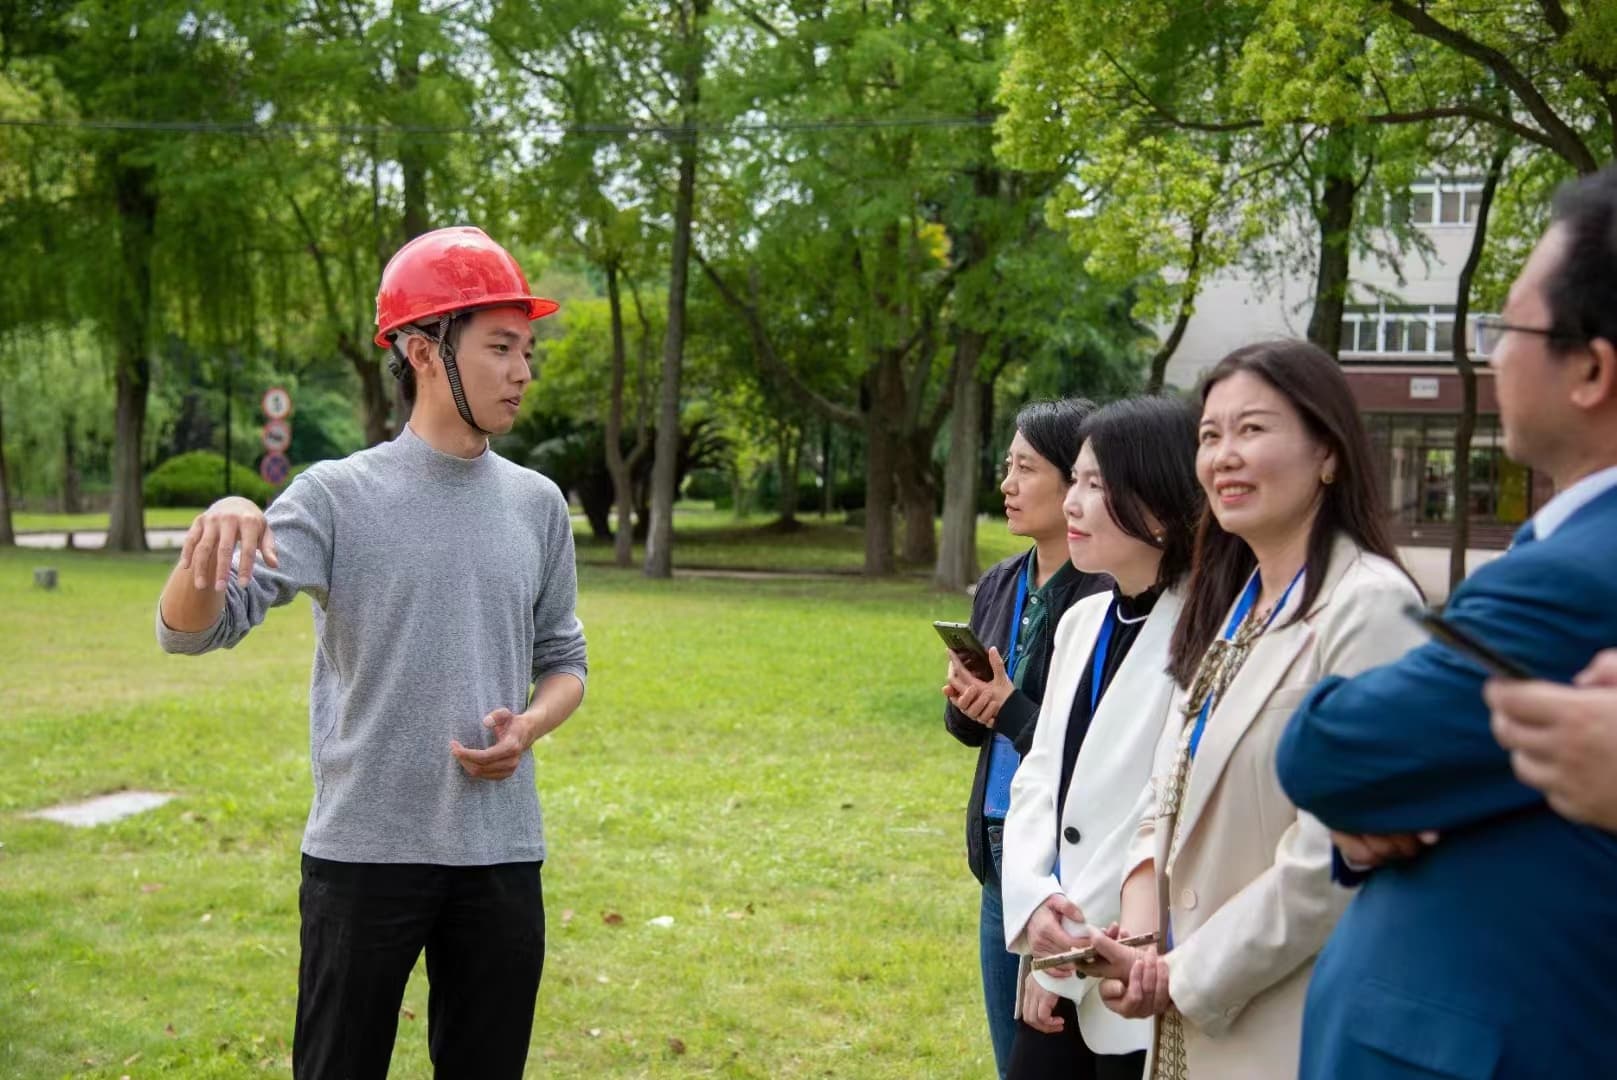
<box><xmin>13</xmin><ymin>508</ymin><xmax>206</xmax><ymax>534</ymax></box>
<box><xmin>0</xmin><ymin>547</ymin><xmax>1002</xmax><ymax>1078</ymax></box>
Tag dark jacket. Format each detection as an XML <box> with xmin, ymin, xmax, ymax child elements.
<box><xmin>944</xmin><ymin>548</ymin><xmax>1109</xmax><ymax>884</ymax></box>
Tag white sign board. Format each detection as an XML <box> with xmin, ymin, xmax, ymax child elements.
<box><xmin>1409</xmin><ymin>376</ymin><xmax>1440</xmax><ymax>401</ymax></box>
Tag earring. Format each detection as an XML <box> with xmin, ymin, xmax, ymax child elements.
<box><xmin>1322</xmin><ymin>470</ymin><xmax>1336</xmax><ymax>485</ymax></box>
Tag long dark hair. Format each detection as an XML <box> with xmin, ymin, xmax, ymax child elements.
<box><xmin>1079</xmin><ymin>395</ymin><xmax>1203</xmax><ymax>590</ymax></box>
<box><xmin>1166</xmin><ymin>341</ymin><xmax>1409</xmax><ymax>687</ymax></box>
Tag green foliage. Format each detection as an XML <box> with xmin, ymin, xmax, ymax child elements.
<box><xmin>143</xmin><ymin>451</ymin><xmax>274</xmax><ymax>509</ymax></box>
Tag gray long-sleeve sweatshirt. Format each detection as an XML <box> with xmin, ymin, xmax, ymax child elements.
<box><xmin>157</xmin><ymin>425</ymin><xmax>588</xmax><ymax>865</ymax></box>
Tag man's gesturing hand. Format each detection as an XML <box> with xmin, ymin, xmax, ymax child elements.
<box><xmin>451</xmin><ymin>707</ymin><xmax>542</xmax><ymax>781</ymax></box>
<box><xmin>179</xmin><ymin>495</ymin><xmax>277</xmax><ymax>591</ymax></box>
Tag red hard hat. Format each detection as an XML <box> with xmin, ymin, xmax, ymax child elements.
<box><xmin>373</xmin><ymin>226</ymin><xmax>559</xmax><ymax>348</ymax></box>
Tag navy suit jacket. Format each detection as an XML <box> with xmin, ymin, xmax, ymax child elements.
<box><xmin>1276</xmin><ymin>486</ymin><xmax>1617</xmax><ymax>1079</ymax></box>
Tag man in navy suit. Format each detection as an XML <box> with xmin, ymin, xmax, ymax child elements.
<box><xmin>1276</xmin><ymin>166</ymin><xmax>1617</xmax><ymax>1078</ymax></box>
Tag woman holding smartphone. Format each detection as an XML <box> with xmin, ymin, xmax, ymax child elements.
<box><xmin>943</xmin><ymin>398</ymin><xmax>1111</xmax><ymax>1079</ymax></box>
<box><xmin>995</xmin><ymin>396</ymin><xmax>1203</xmax><ymax>1080</ymax></box>
<box><xmin>1084</xmin><ymin>342</ymin><xmax>1425</xmax><ymax>1078</ymax></box>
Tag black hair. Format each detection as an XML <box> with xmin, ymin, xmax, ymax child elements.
<box><xmin>1167</xmin><ymin>340</ymin><xmax>1414</xmax><ymax>687</ymax></box>
<box><xmin>1014</xmin><ymin>397</ymin><xmax>1096</xmax><ymax>481</ymax></box>
<box><xmin>1079</xmin><ymin>395</ymin><xmax>1203</xmax><ymax>590</ymax></box>
<box><xmin>1547</xmin><ymin>166</ymin><xmax>1617</xmax><ymax>353</ymax></box>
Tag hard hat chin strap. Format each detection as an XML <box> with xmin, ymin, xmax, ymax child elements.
<box><xmin>433</xmin><ymin>314</ymin><xmax>490</xmax><ymax>436</ymax></box>
<box><xmin>389</xmin><ymin>315</ymin><xmax>489</xmax><ymax>436</ymax></box>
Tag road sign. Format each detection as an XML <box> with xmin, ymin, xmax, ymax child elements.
<box><xmin>261</xmin><ymin>418</ymin><xmax>292</xmax><ymax>453</ymax></box>
<box><xmin>261</xmin><ymin>386</ymin><xmax>293</xmax><ymax>420</ymax></box>
<box><xmin>259</xmin><ymin>452</ymin><xmax>291</xmax><ymax>486</ymax></box>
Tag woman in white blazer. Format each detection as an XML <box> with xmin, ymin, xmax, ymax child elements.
<box><xmin>1083</xmin><ymin>342</ymin><xmax>1425</xmax><ymax>1079</ymax></box>
<box><xmin>996</xmin><ymin>396</ymin><xmax>1204</xmax><ymax>1080</ymax></box>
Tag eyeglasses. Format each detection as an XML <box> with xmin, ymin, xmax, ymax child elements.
<box><xmin>1472</xmin><ymin>314</ymin><xmax>1579</xmax><ymax>355</ymax></box>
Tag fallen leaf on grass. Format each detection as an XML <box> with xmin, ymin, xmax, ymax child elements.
<box><xmin>200</xmin><ymin>912</ymin><xmax>212</xmax><ymax>923</ymax></box>
<box><xmin>588</xmin><ymin>1028</ymin><xmax>602</xmax><ymax>1038</ymax></box>
<box><xmin>602</xmin><ymin>912</ymin><xmax>623</xmax><ymax>926</ymax></box>
<box><xmin>164</xmin><ymin>1024</ymin><xmax>177</xmax><ymax>1037</ymax></box>
<box><xmin>724</xmin><ymin>911</ymin><xmax>746</xmax><ymax>920</ymax></box>
<box><xmin>560</xmin><ymin>908</ymin><xmax>575</xmax><ymax>924</ymax></box>
<box><xmin>123</xmin><ymin>1052</ymin><xmax>141</xmax><ymax>1066</ymax></box>
<box><xmin>140</xmin><ymin>882</ymin><xmax>164</xmax><ymax>894</ymax></box>
<box><xmin>646</xmin><ymin>915</ymin><xmax>675</xmax><ymax>928</ymax></box>
<box><xmin>668</xmin><ymin>1037</ymin><xmax>687</xmax><ymax>1055</ymax></box>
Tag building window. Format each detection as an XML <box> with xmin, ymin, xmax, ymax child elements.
<box><xmin>1341</xmin><ymin>302</ymin><xmax>1458</xmax><ymax>356</ymax></box>
<box><xmin>1404</xmin><ymin>177</ymin><xmax>1484</xmax><ymax>226</ymax></box>
<box><xmin>1367</xmin><ymin>413</ymin><xmax>1533</xmax><ymax>528</ymax></box>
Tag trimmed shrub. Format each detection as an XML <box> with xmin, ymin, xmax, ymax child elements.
<box><xmin>144</xmin><ymin>451</ymin><xmax>274</xmax><ymax>509</ymax></box>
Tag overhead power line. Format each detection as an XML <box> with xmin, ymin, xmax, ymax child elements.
<box><xmin>0</xmin><ymin>114</ymin><xmax>998</xmax><ymax>137</ymax></box>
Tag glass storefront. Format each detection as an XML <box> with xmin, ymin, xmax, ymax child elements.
<box><xmin>1365</xmin><ymin>412</ymin><xmax>1533</xmax><ymax>527</ymax></box>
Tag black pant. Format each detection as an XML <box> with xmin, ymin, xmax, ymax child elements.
<box><xmin>293</xmin><ymin>855</ymin><xmax>545</xmax><ymax>1080</ymax></box>
<box><xmin>1007</xmin><ymin>996</ymin><xmax>1147</xmax><ymax>1080</ymax></box>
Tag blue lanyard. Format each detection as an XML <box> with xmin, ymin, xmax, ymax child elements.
<box><xmin>1089</xmin><ymin>599</ymin><xmax>1120</xmax><ymax>716</ymax></box>
<box><xmin>1003</xmin><ymin>553</ymin><xmax>1035</xmax><ymax>680</ymax></box>
<box><xmin>1187</xmin><ymin>568</ymin><xmax>1305</xmax><ymax>759</ymax></box>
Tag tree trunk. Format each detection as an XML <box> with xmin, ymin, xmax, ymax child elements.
<box><xmin>343</xmin><ymin>333</ymin><xmax>393</xmax><ymax>446</ymax></box>
<box><xmin>862</xmin><ymin>358</ymin><xmax>902</xmax><ymax>576</ymax></box>
<box><xmin>1449</xmin><ymin>146</ymin><xmax>1510</xmax><ymax>596</ymax></box>
<box><xmin>935</xmin><ymin>329</ymin><xmax>986</xmax><ymax>589</ymax></box>
<box><xmin>775</xmin><ymin>423</ymin><xmax>801</xmax><ymax>527</ymax></box>
<box><xmin>62</xmin><ymin>416</ymin><xmax>83</xmax><ymax>514</ymax></box>
<box><xmin>1146</xmin><ymin>224</ymin><xmax>1205</xmax><ymax>393</ymax></box>
<box><xmin>896</xmin><ymin>435</ymin><xmax>938</xmax><ymax>564</ymax></box>
<box><xmin>0</xmin><ymin>391</ymin><xmax>14</xmax><ymax>546</ymax></box>
<box><xmin>644</xmin><ymin>0</ymin><xmax>708</xmax><ymax>579</ymax></box>
<box><xmin>106</xmin><ymin>160</ymin><xmax>157</xmax><ymax>553</ymax></box>
<box><xmin>1306</xmin><ymin>141</ymin><xmax>1359</xmax><ymax>359</ymax></box>
<box><xmin>397</xmin><ymin>0</ymin><xmax>430</xmax><ymax>243</ymax></box>
<box><xmin>820</xmin><ymin>421</ymin><xmax>834</xmax><ymax>517</ymax></box>
<box><xmin>603</xmin><ymin>262</ymin><xmax>637</xmax><ymax>567</ymax></box>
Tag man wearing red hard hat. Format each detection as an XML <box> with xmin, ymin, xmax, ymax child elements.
<box><xmin>155</xmin><ymin>226</ymin><xmax>586</xmax><ymax>1078</ymax></box>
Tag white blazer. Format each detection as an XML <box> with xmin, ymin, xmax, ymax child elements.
<box><xmin>1001</xmin><ymin>586</ymin><xmax>1183</xmax><ymax>1055</ymax></box>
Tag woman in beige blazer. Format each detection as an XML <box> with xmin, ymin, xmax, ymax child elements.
<box><xmin>1083</xmin><ymin>342</ymin><xmax>1426</xmax><ymax>1079</ymax></box>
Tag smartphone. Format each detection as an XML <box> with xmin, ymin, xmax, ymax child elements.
<box><xmin>1030</xmin><ymin>931</ymin><xmax>1161</xmax><ymax>972</ymax></box>
<box><xmin>934</xmin><ymin>620</ymin><xmax>995</xmax><ymax>681</ymax></box>
<box><xmin>1404</xmin><ymin>604</ymin><xmax>1532</xmax><ymax>680</ymax></box>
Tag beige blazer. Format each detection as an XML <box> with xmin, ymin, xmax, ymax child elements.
<box><xmin>1123</xmin><ymin>536</ymin><xmax>1424</xmax><ymax>1078</ymax></box>
<box><xmin>1002</xmin><ymin>588</ymin><xmax>1183</xmax><ymax>1055</ymax></box>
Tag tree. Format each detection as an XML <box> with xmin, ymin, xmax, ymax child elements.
<box><xmin>644</xmin><ymin>0</ymin><xmax>711</xmax><ymax>579</ymax></box>
<box><xmin>4</xmin><ymin>0</ymin><xmax>287</xmax><ymax>550</ymax></box>
<box><xmin>488</xmin><ymin>0</ymin><xmax>667</xmax><ymax>566</ymax></box>
<box><xmin>1448</xmin><ymin>144</ymin><xmax>1509</xmax><ymax>594</ymax></box>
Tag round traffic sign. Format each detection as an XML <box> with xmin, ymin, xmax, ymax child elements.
<box><xmin>261</xmin><ymin>419</ymin><xmax>292</xmax><ymax>453</ymax></box>
<box><xmin>259</xmin><ymin>452</ymin><xmax>291</xmax><ymax>486</ymax></box>
<box><xmin>261</xmin><ymin>386</ymin><xmax>293</xmax><ymax>420</ymax></box>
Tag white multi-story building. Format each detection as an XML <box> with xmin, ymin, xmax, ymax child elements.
<box><xmin>1162</xmin><ymin>176</ymin><xmax>1542</xmax><ymax>549</ymax></box>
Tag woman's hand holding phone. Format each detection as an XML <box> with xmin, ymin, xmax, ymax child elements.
<box><xmin>942</xmin><ymin>647</ymin><xmax>1015</xmax><ymax>726</ymax></box>
<box><xmin>1025</xmin><ymin>894</ymin><xmax>1089</xmax><ymax>978</ymax></box>
<box><xmin>1091</xmin><ymin>931</ymin><xmax>1173</xmax><ymax>1019</ymax></box>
